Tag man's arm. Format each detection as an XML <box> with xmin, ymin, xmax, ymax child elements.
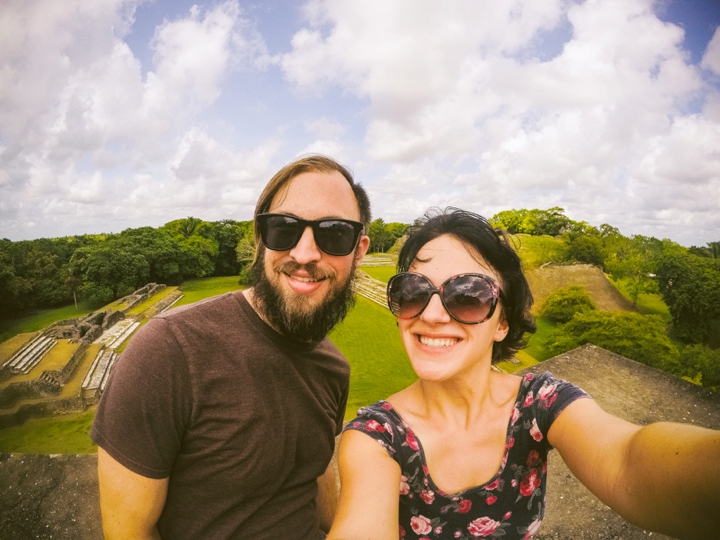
<box><xmin>549</xmin><ymin>398</ymin><xmax>720</xmax><ymax>540</ymax></box>
<box><xmin>317</xmin><ymin>459</ymin><xmax>339</xmax><ymax>532</ymax></box>
<box><xmin>97</xmin><ymin>448</ymin><xmax>169</xmax><ymax>540</ymax></box>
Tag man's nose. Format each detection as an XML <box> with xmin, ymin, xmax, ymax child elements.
<box><xmin>289</xmin><ymin>225</ymin><xmax>322</xmax><ymax>264</ymax></box>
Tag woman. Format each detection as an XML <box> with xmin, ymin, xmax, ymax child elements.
<box><xmin>328</xmin><ymin>208</ymin><xmax>720</xmax><ymax>540</ymax></box>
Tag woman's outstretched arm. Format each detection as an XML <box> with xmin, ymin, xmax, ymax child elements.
<box><xmin>548</xmin><ymin>398</ymin><xmax>720</xmax><ymax>540</ymax></box>
<box><xmin>326</xmin><ymin>430</ymin><xmax>402</xmax><ymax>540</ymax></box>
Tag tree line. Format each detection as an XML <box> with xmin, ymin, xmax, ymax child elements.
<box><xmin>2</xmin><ymin>208</ymin><xmax>719</xmax><ymax>359</ymax></box>
<box><xmin>0</xmin><ymin>218</ymin><xmax>253</xmax><ymax>315</ymax></box>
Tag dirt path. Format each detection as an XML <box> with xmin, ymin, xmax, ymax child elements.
<box><xmin>526</xmin><ymin>264</ymin><xmax>636</xmax><ymax>314</ymax></box>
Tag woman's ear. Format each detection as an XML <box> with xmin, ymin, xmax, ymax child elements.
<box><xmin>493</xmin><ymin>316</ymin><xmax>509</xmax><ymax>343</ymax></box>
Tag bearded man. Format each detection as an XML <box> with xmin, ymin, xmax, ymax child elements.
<box><xmin>91</xmin><ymin>155</ymin><xmax>371</xmax><ymax>540</ymax></box>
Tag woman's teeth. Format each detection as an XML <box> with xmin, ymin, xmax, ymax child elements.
<box><xmin>418</xmin><ymin>336</ymin><xmax>458</xmax><ymax>348</ymax></box>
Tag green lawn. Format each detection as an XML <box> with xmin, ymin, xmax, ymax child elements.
<box><xmin>361</xmin><ymin>266</ymin><xmax>397</xmax><ymax>283</ymax></box>
<box><xmin>609</xmin><ymin>277</ymin><xmax>671</xmax><ymax>322</ymax></box>
<box><xmin>513</xmin><ymin>234</ymin><xmax>567</xmax><ymax>270</ymax></box>
<box><xmin>0</xmin><ymin>302</ymin><xmax>95</xmax><ymax>343</ymax></box>
<box><xmin>329</xmin><ymin>297</ymin><xmax>417</xmax><ymax>419</ymax></box>
<box><xmin>496</xmin><ymin>350</ymin><xmax>538</xmax><ymax>373</ymax></box>
<box><xmin>175</xmin><ymin>275</ymin><xmax>245</xmax><ymax>307</ymax></box>
<box><xmin>523</xmin><ymin>316</ymin><xmax>559</xmax><ymax>361</ymax></box>
<box><xmin>0</xmin><ymin>408</ymin><xmax>98</xmax><ymax>454</ymax></box>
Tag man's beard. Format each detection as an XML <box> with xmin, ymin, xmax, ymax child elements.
<box><xmin>251</xmin><ymin>248</ymin><xmax>357</xmax><ymax>343</ymax></box>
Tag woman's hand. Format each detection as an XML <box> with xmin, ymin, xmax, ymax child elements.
<box><xmin>327</xmin><ymin>430</ymin><xmax>402</xmax><ymax>540</ymax></box>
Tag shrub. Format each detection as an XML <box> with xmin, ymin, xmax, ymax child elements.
<box><xmin>679</xmin><ymin>344</ymin><xmax>720</xmax><ymax>389</ymax></box>
<box><xmin>545</xmin><ymin>311</ymin><xmax>679</xmax><ymax>371</ymax></box>
<box><xmin>540</xmin><ymin>286</ymin><xmax>596</xmax><ymax>324</ymax></box>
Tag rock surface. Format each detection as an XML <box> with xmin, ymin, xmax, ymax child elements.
<box><xmin>1</xmin><ymin>344</ymin><xmax>719</xmax><ymax>539</ymax></box>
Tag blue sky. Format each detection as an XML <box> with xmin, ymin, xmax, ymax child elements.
<box><xmin>1</xmin><ymin>0</ymin><xmax>719</xmax><ymax>246</ymax></box>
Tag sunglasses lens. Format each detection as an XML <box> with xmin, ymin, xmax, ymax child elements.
<box><xmin>388</xmin><ymin>274</ymin><xmax>433</xmax><ymax>319</ymax></box>
<box><xmin>443</xmin><ymin>275</ymin><xmax>496</xmax><ymax>323</ymax></box>
<box><xmin>262</xmin><ymin>215</ymin><xmax>302</xmax><ymax>250</ymax></box>
<box><xmin>315</xmin><ymin>220</ymin><xmax>358</xmax><ymax>256</ymax></box>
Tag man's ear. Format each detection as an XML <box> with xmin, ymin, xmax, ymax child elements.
<box><xmin>354</xmin><ymin>234</ymin><xmax>370</xmax><ymax>266</ymax></box>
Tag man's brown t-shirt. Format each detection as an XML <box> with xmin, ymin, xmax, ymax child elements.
<box><xmin>91</xmin><ymin>292</ymin><xmax>350</xmax><ymax>539</ymax></box>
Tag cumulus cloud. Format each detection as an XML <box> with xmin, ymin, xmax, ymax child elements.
<box><xmin>0</xmin><ymin>0</ymin><xmax>272</xmax><ymax>238</ymax></box>
<box><xmin>701</xmin><ymin>26</ymin><xmax>720</xmax><ymax>75</ymax></box>
<box><xmin>280</xmin><ymin>0</ymin><xmax>718</xmax><ymax>243</ymax></box>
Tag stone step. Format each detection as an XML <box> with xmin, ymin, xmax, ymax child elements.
<box><xmin>82</xmin><ymin>349</ymin><xmax>117</xmax><ymax>392</ymax></box>
<box><xmin>108</xmin><ymin>321</ymin><xmax>140</xmax><ymax>349</ymax></box>
<box><xmin>3</xmin><ymin>335</ymin><xmax>57</xmax><ymax>374</ymax></box>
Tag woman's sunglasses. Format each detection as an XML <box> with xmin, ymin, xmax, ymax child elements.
<box><xmin>387</xmin><ymin>272</ymin><xmax>501</xmax><ymax>324</ymax></box>
<box><xmin>256</xmin><ymin>213</ymin><xmax>364</xmax><ymax>256</ymax></box>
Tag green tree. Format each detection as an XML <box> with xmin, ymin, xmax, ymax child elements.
<box><xmin>656</xmin><ymin>253</ymin><xmax>720</xmax><ymax>343</ymax></box>
<box><xmin>606</xmin><ymin>235</ymin><xmax>663</xmax><ymax>308</ymax></box>
<box><xmin>566</xmin><ymin>235</ymin><xmax>605</xmax><ymax>267</ymax></box>
<box><xmin>368</xmin><ymin>218</ymin><xmax>395</xmax><ymax>253</ymax></box>
<box><xmin>540</xmin><ymin>286</ymin><xmax>596</xmax><ymax>323</ymax></box>
<box><xmin>545</xmin><ymin>311</ymin><xmax>680</xmax><ymax>371</ymax></box>
<box><xmin>678</xmin><ymin>345</ymin><xmax>720</xmax><ymax>389</ymax></box>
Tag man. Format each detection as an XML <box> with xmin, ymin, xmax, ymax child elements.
<box><xmin>91</xmin><ymin>155</ymin><xmax>371</xmax><ymax>539</ymax></box>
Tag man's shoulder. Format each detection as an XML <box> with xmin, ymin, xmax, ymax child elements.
<box><xmin>157</xmin><ymin>291</ymin><xmax>244</xmax><ymax>322</ymax></box>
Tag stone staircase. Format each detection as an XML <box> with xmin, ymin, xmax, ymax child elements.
<box><xmin>2</xmin><ymin>334</ymin><xmax>56</xmax><ymax>374</ymax></box>
<box><xmin>82</xmin><ymin>348</ymin><xmax>117</xmax><ymax>398</ymax></box>
<box><xmin>353</xmin><ymin>271</ymin><xmax>389</xmax><ymax>309</ymax></box>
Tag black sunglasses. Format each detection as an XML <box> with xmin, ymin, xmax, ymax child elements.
<box><xmin>387</xmin><ymin>272</ymin><xmax>501</xmax><ymax>324</ymax></box>
<box><xmin>256</xmin><ymin>213</ymin><xmax>364</xmax><ymax>256</ymax></box>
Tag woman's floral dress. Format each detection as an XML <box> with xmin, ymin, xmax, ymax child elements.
<box><xmin>344</xmin><ymin>372</ymin><xmax>590</xmax><ymax>540</ymax></box>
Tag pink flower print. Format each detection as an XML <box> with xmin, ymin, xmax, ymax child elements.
<box><xmin>365</xmin><ymin>419</ymin><xmax>385</xmax><ymax>432</ymax></box>
<box><xmin>529</xmin><ymin>418</ymin><xmax>543</xmax><ymax>442</ymax></box>
<box><xmin>519</xmin><ymin>469</ymin><xmax>541</xmax><ymax>497</ymax></box>
<box><xmin>457</xmin><ymin>499</ymin><xmax>472</xmax><ymax>514</ymax></box>
<box><xmin>527</xmin><ymin>450</ymin><xmax>541</xmax><ymax>468</ymax></box>
<box><xmin>523</xmin><ymin>393</ymin><xmax>534</xmax><ymax>408</ymax></box>
<box><xmin>504</xmin><ymin>511</ymin><xmax>512</xmax><ymax>520</ymax></box>
<box><xmin>511</xmin><ymin>407</ymin><xmax>521</xmax><ymax>425</ymax></box>
<box><xmin>486</xmin><ymin>479</ymin><xmax>499</xmax><ymax>491</ymax></box>
<box><xmin>422</xmin><ymin>465</ymin><xmax>429</xmax><ymax>476</ymax></box>
<box><xmin>454</xmin><ymin>532</ymin><xmax>462</xmax><ymax>538</ymax></box>
<box><xmin>420</xmin><ymin>489</ymin><xmax>435</xmax><ymax>505</ymax></box>
<box><xmin>435</xmin><ymin>527</ymin><xmax>443</xmax><ymax>534</ymax></box>
<box><xmin>399</xmin><ymin>525</ymin><xmax>406</xmax><ymax>538</ymax></box>
<box><xmin>486</xmin><ymin>495</ymin><xmax>497</xmax><ymax>505</ymax></box>
<box><xmin>406</xmin><ymin>431</ymin><xmax>419</xmax><ymax>450</ymax></box>
<box><xmin>410</xmin><ymin>515</ymin><xmax>433</xmax><ymax>535</ymax></box>
<box><xmin>523</xmin><ymin>518</ymin><xmax>543</xmax><ymax>539</ymax></box>
<box><xmin>467</xmin><ymin>516</ymin><xmax>501</xmax><ymax>537</ymax></box>
<box><xmin>399</xmin><ymin>475</ymin><xmax>410</xmax><ymax>495</ymax></box>
<box><xmin>382</xmin><ymin>401</ymin><xmax>392</xmax><ymax>410</ymax></box>
<box><xmin>537</xmin><ymin>383</ymin><xmax>558</xmax><ymax>408</ymax></box>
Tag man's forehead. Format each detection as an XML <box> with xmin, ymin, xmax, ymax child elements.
<box><xmin>268</xmin><ymin>170</ymin><xmax>360</xmax><ymax>220</ymax></box>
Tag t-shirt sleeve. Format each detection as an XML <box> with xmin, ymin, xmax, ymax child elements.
<box><xmin>343</xmin><ymin>403</ymin><xmax>401</xmax><ymax>461</ymax></box>
<box><xmin>527</xmin><ymin>372</ymin><xmax>590</xmax><ymax>442</ymax></box>
<box><xmin>335</xmin><ymin>382</ymin><xmax>349</xmax><ymax>436</ymax></box>
<box><xmin>90</xmin><ymin>317</ymin><xmax>192</xmax><ymax>479</ymax></box>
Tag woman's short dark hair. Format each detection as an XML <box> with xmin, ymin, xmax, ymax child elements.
<box><xmin>397</xmin><ymin>207</ymin><xmax>536</xmax><ymax>362</ymax></box>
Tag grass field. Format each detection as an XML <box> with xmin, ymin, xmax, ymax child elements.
<box><xmin>609</xmin><ymin>277</ymin><xmax>671</xmax><ymax>321</ymax></box>
<box><xmin>512</xmin><ymin>234</ymin><xmax>567</xmax><ymax>270</ymax></box>
<box><xmin>329</xmin><ymin>297</ymin><xmax>417</xmax><ymax>419</ymax></box>
<box><xmin>0</xmin><ymin>302</ymin><xmax>95</xmax><ymax>344</ymax></box>
<box><xmin>175</xmin><ymin>275</ymin><xmax>244</xmax><ymax>307</ymax></box>
<box><xmin>0</xmin><ymin>408</ymin><xmax>98</xmax><ymax>453</ymax></box>
<box><xmin>523</xmin><ymin>316</ymin><xmax>559</xmax><ymax>361</ymax></box>
<box><xmin>361</xmin><ymin>266</ymin><xmax>397</xmax><ymax>283</ymax></box>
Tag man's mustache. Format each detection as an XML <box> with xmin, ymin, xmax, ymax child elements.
<box><xmin>274</xmin><ymin>260</ymin><xmax>335</xmax><ymax>281</ymax></box>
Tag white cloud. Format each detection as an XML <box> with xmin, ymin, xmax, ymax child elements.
<box><xmin>701</xmin><ymin>26</ymin><xmax>720</xmax><ymax>75</ymax></box>
<box><xmin>0</xmin><ymin>0</ymin><xmax>271</xmax><ymax>238</ymax></box>
<box><xmin>281</xmin><ymin>0</ymin><xmax>717</xmax><ymax>244</ymax></box>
